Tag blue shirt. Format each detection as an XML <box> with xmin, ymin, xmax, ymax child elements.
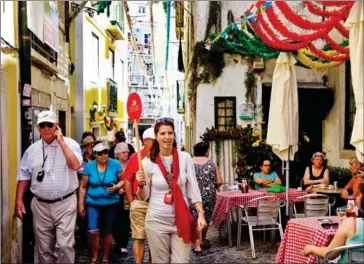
<box><xmin>254</xmin><ymin>171</ymin><xmax>279</xmax><ymax>190</ymax></box>
<box><xmin>83</xmin><ymin>159</ymin><xmax>122</xmax><ymax>206</ymax></box>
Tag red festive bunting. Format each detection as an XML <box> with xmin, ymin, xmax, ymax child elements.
<box><xmin>308</xmin><ymin>43</ymin><xmax>349</xmax><ymax>61</ymax></box>
<box><xmin>275</xmin><ymin>1</ymin><xmax>351</xmax><ymax>30</ymax></box>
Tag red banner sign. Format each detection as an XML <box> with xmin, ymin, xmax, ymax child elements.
<box><xmin>127</xmin><ymin>93</ymin><xmax>143</xmax><ymax>121</ymax></box>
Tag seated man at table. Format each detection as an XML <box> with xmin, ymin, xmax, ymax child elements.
<box><xmin>254</xmin><ymin>158</ymin><xmax>282</xmax><ymax>190</ymax></box>
<box><xmin>341</xmin><ymin>157</ymin><xmax>364</xmax><ymax>200</ymax></box>
<box><xmin>304</xmin><ymin>183</ymin><xmax>364</xmax><ymax>263</ymax></box>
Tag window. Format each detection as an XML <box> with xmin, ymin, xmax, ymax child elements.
<box><xmin>91</xmin><ymin>33</ymin><xmax>99</xmax><ymax>78</ymax></box>
<box><xmin>107</xmin><ymin>79</ymin><xmax>118</xmax><ymax>113</ymax></box>
<box><xmin>138</xmin><ymin>6</ymin><xmax>146</xmax><ymax>14</ymax></box>
<box><xmin>144</xmin><ymin>33</ymin><xmax>150</xmax><ymax>44</ymax></box>
<box><xmin>214</xmin><ymin>97</ymin><xmax>236</xmax><ymax>131</ymax></box>
<box><xmin>344</xmin><ymin>61</ymin><xmax>356</xmax><ymax>150</ymax></box>
<box><xmin>109</xmin><ymin>49</ymin><xmax>115</xmax><ymax>80</ymax></box>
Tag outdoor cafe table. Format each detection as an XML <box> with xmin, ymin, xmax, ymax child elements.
<box><xmin>311</xmin><ymin>187</ymin><xmax>344</xmax><ymax>195</ymax></box>
<box><xmin>275</xmin><ymin>216</ymin><xmax>339</xmax><ymax>264</ymax></box>
<box><xmin>211</xmin><ymin>188</ymin><xmax>308</xmax><ymax>228</ymax></box>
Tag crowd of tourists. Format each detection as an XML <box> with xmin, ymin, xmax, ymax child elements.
<box><xmin>14</xmin><ymin>110</ymin><xmax>364</xmax><ymax>263</ymax></box>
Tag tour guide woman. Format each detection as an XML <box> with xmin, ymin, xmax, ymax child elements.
<box><xmin>136</xmin><ymin>118</ymin><xmax>207</xmax><ymax>263</ymax></box>
<box><xmin>78</xmin><ymin>141</ymin><xmax>124</xmax><ymax>264</ymax></box>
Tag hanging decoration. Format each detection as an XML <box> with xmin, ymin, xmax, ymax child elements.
<box><xmin>96</xmin><ymin>1</ymin><xmax>112</xmax><ymax>17</ymax></box>
<box><xmin>187</xmin><ymin>0</ymin><xmax>353</xmax><ymax>114</ymax></box>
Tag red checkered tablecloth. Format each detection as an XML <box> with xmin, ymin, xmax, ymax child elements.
<box><xmin>275</xmin><ymin>216</ymin><xmax>338</xmax><ymax>264</ymax></box>
<box><xmin>211</xmin><ymin>190</ymin><xmax>264</xmax><ymax>227</ymax></box>
<box><xmin>211</xmin><ymin>188</ymin><xmax>307</xmax><ymax>227</ymax></box>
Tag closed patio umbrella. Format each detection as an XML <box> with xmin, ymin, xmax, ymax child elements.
<box><xmin>266</xmin><ymin>52</ymin><xmax>299</xmax><ymax>215</ymax></box>
<box><xmin>345</xmin><ymin>2</ymin><xmax>364</xmax><ymax>163</ymax></box>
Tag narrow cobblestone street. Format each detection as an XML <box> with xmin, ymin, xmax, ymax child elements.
<box><xmin>75</xmin><ymin>225</ymin><xmax>279</xmax><ymax>263</ymax></box>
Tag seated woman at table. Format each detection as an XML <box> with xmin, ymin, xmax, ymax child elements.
<box><xmin>303</xmin><ymin>152</ymin><xmax>329</xmax><ymax>191</ymax></box>
<box><xmin>254</xmin><ymin>158</ymin><xmax>282</xmax><ymax>190</ymax></box>
<box><xmin>303</xmin><ymin>183</ymin><xmax>364</xmax><ymax>263</ymax></box>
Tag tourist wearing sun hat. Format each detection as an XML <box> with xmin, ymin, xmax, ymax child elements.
<box><xmin>15</xmin><ymin>110</ymin><xmax>83</xmax><ymax>264</ymax></box>
<box><xmin>78</xmin><ymin>140</ymin><xmax>125</xmax><ymax>263</ymax></box>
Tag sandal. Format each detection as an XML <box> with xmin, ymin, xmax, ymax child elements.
<box><xmin>201</xmin><ymin>239</ymin><xmax>212</xmax><ymax>249</ymax></box>
<box><xmin>192</xmin><ymin>248</ymin><xmax>203</xmax><ymax>254</ymax></box>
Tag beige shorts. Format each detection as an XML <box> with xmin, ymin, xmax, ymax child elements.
<box><xmin>130</xmin><ymin>198</ymin><xmax>149</xmax><ymax>240</ymax></box>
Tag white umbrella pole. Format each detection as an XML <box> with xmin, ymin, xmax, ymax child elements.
<box><xmin>286</xmin><ymin>160</ymin><xmax>290</xmax><ymax>216</ymax></box>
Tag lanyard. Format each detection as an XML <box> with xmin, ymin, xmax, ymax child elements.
<box><xmin>96</xmin><ymin>161</ymin><xmax>108</xmax><ymax>187</ymax></box>
<box><xmin>41</xmin><ymin>140</ymin><xmax>48</xmax><ymax>168</ymax></box>
<box><xmin>159</xmin><ymin>153</ymin><xmax>173</xmax><ymax>189</ymax></box>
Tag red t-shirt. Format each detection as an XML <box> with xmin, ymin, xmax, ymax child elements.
<box><xmin>124</xmin><ymin>149</ymin><xmax>146</xmax><ymax>195</ymax></box>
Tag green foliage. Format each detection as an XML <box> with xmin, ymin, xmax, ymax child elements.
<box><xmin>244</xmin><ymin>64</ymin><xmax>258</xmax><ymax>103</ymax></box>
<box><xmin>205</xmin><ymin>1</ymin><xmax>221</xmax><ymax>38</ymax></box>
<box><xmin>201</xmin><ymin>125</ymin><xmax>280</xmax><ymax>184</ymax></box>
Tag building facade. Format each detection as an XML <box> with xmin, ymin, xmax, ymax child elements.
<box><xmin>183</xmin><ymin>1</ymin><xmax>357</xmax><ymax>180</ymax></box>
<box><xmin>1</xmin><ymin>2</ymin><xmax>21</xmax><ymax>263</ymax></box>
<box><xmin>73</xmin><ymin>1</ymin><xmax>128</xmax><ymax>143</ymax></box>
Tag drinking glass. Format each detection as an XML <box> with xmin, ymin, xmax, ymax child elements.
<box><xmin>336</xmin><ymin>207</ymin><xmax>346</xmax><ymax>223</ymax></box>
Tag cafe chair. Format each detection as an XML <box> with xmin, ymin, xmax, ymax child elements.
<box><xmin>324</xmin><ymin>243</ymin><xmax>364</xmax><ymax>263</ymax></box>
<box><xmin>236</xmin><ymin>196</ymin><xmax>286</xmax><ymax>258</ymax></box>
<box><xmin>293</xmin><ymin>194</ymin><xmax>335</xmax><ymax>218</ymax></box>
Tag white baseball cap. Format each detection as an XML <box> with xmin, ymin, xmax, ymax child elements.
<box><xmin>93</xmin><ymin>141</ymin><xmax>109</xmax><ymax>152</ymax></box>
<box><xmin>142</xmin><ymin>127</ymin><xmax>155</xmax><ymax>140</ymax></box>
<box><xmin>37</xmin><ymin>110</ymin><xmax>58</xmax><ymax>124</ymax></box>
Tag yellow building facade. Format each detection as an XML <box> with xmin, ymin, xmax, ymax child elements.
<box><xmin>71</xmin><ymin>2</ymin><xmax>128</xmax><ymax>142</ymax></box>
<box><xmin>1</xmin><ymin>2</ymin><xmax>22</xmax><ymax>263</ymax></box>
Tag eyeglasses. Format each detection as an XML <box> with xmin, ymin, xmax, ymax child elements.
<box><xmin>262</xmin><ymin>164</ymin><xmax>271</xmax><ymax>167</ymax></box>
<box><xmin>156</xmin><ymin>117</ymin><xmax>174</xmax><ymax>124</ymax></box>
<box><xmin>321</xmin><ymin>223</ymin><xmax>338</xmax><ymax>230</ymax></box>
<box><xmin>39</xmin><ymin>122</ymin><xmax>54</xmax><ymax>129</ymax></box>
<box><xmin>96</xmin><ymin>149</ymin><xmax>109</xmax><ymax>156</ymax></box>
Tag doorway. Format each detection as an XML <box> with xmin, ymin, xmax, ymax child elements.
<box><xmin>58</xmin><ymin>110</ymin><xmax>66</xmax><ymax>135</ymax></box>
<box><xmin>262</xmin><ymin>84</ymin><xmax>334</xmax><ymax>186</ymax></box>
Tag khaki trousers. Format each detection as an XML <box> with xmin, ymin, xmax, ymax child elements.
<box><xmin>31</xmin><ymin>193</ymin><xmax>77</xmax><ymax>264</ymax></box>
<box><xmin>145</xmin><ymin>212</ymin><xmax>191</xmax><ymax>263</ymax></box>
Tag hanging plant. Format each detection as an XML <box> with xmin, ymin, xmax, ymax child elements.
<box><xmin>205</xmin><ymin>1</ymin><xmax>221</xmax><ymax>38</ymax></box>
<box><xmin>244</xmin><ymin>63</ymin><xmax>258</xmax><ymax>103</ymax></box>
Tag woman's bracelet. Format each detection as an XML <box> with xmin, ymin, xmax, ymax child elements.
<box><xmin>197</xmin><ymin>209</ymin><xmax>205</xmax><ymax>214</ymax></box>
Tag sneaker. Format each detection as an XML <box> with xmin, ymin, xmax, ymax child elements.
<box><xmin>120</xmin><ymin>248</ymin><xmax>128</xmax><ymax>254</ymax></box>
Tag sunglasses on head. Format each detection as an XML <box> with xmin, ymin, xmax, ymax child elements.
<box><xmin>156</xmin><ymin>117</ymin><xmax>174</xmax><ymax>124</ymax></box>
<box><xmin>96</xmin><ymin>149</ymin><xmax>109</xmax><ymax>156</ymax></box>
<box><xmin>39</xmin><ymin>122</ymin><xmax>54</xmax><ymax>129</ymax></box>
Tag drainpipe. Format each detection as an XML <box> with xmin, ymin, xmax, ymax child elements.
<box><xmin>18</xmin><ymin>1</ymin><xmax>31</xmax><ymax>155</ymax></box>
<box><xmin>18</xmin><ymin>2</ymin><xmax>34</xmax><ymax>263</ymax></box>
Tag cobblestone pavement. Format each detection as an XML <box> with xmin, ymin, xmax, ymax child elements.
<box><xmin>75</xmin><ymin>225</ymin><xmax>280</xmax><ymax>263</ymax></box>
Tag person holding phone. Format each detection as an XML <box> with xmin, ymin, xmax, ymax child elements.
<box><xmin>15</xmin><ymin>110</ymin><xmax>83</xmax><ymax>264</ymax></box>
<box><xmin>136</xmin><ymin>118</ymin><xmax>207</xmax><ymax>263</ymax></box>
<box><xmin>78</xmin><ymin>141</ymin><xmax>124</xmax><ymax>264</ymax></box>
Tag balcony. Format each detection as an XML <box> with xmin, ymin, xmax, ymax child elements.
<box><xmin>107</xmin><ymin>1</ymin><xmax>125</xmax><ymax>40</ymax></box>
<box><xmin>130</xmin><ymin>75</ymin><xmax>149</xmax><ymax>87</ymax></box>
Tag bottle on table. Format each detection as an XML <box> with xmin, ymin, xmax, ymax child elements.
<box><xmin>346</xmin><ymin>196</ymin><xmax>358</xmax><ymax>217</ymax></box>
<box><xmin>241</xmin><ymin>178</ymin><xmax>249</xmax><ymax>193</ymax></box>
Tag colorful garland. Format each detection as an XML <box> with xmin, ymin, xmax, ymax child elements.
<box><xmin>274</xmin><ymin>1</ymin><xmax>351</xmax><ymax>30</ymax></box>
<box><xmin>295</xmin><ymin>51</ymin><xmax>342</xmax><ymax>72</ymax></box>
<box><xmin>303</xmin><ymin>1</ymin><xmax>350</xmax><ymax>17</ymax></box>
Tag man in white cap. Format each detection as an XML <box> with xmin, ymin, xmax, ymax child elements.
<box><xmin>15</xmin><ymin>110</ymin><xmax>83</xmax><ymax>264</ymax></box>
<box><xmin>124</xmin><ymin>127</ymin><xmax>155</xmax><ymax>264</ymax></box>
